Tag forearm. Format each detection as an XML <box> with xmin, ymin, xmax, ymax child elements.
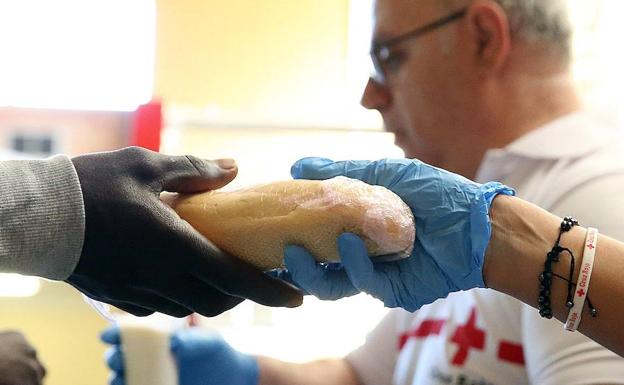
<box><xmin>484</xmin><ymin>195</ymin><xmax>624</xmax><ymax>356</ymax></box>
<box><xmin>257</xmin><ymin>357</ymin><xmax>360</xmax><ymax>385</ymax></box>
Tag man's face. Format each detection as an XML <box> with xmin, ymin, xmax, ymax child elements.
<box><xmin>363</xmin><ymin>0</ymin><xmax>475</xmax><ymax>165</ymax></box>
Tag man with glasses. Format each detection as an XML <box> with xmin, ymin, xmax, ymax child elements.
<box><xmin>103</xmin><ymin>0</ymin><xmax>624</xmax><ymax>384</ymax></box>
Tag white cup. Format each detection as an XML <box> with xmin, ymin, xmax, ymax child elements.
<box><xmin>117</xmin><ymin>317</ymin><xmax>179</xmax><ymax>385</ymax></box>
<box><xmin>83</xmin><ymin>296</ymin><xmax>181</xmax><ymax>385</ymax></box>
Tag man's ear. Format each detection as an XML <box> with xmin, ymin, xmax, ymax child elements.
<box><xmin>465</xmin><ymin>0</ymin><xmax>512</xmax><ymax>72</ymax></box>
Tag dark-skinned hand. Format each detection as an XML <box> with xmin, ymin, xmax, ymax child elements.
<box><xmin>0</xmin><ymin>330</ymin><xmax>46</xmax><ymax>385</ymax></box>
<box><xmin>67</xmin><ymin>147</ymin><xmax>302</xmax><ymax>317</ymax></box>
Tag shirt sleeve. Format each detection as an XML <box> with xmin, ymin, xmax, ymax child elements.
<box><xmin>0</xmin><ymin>155</ymin><xmax>85</xmax><ymax>280</ymax></box>
<box><xmin>523</xmin><ymin>174</ymin><xmax>624</xmax><ymax>385</ymax></box>
<box><xmin>345</xmin><ymin>309</ymin><xmax>401</xmax><ymax>385</ymax></box>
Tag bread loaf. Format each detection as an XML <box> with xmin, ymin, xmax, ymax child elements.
<box><xmin>164</xmin><ymin>176</ymin><xmax>415</xmax><ymax>270</ymax></box>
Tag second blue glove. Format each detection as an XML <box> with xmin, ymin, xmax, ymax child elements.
<box><xmin>101</xmin><ymin>326</ymin><xmax>259</xmax><ymax>385</ymax></box>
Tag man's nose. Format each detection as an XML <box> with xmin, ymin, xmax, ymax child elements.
<box><xmin>360</xmin><ymin>78</ymin><xmax>391</xmax><ymax>111</ymax></box>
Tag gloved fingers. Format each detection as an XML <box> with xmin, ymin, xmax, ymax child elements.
<box><xmin>158</xmin><ymin>154</ymin><xmax>238</xmax><ymax>193</ymax></box>
<box><xmin>338</xmin><ymin>233</ymin><xmax>389</xmax><ymax>295</ymax></box>
<box><xmin>284</xmin><ymin>246</ymin><xmax>360</xmax><ymax>300</ymax></box>
<box><xmin>110</xmin><ymin>373</ymin><xmax>126</xmax><ymax>385</ymax></box>
<box><xmin>143</xmin><ymin>275</ymin><xmax>245</xmax><ymax>318</ymax></box>
<box><xmin>291</xmin><ymin>157</ymin><xmax>372</xmax><ymax>181</ymax></box>
<box><xmin>291</xmin><ymin>157</ymin><xmax>418</xmax><ymax>189</ymax></box>
<box><xmin>171</xmin><ymin>328</ymin><xmax>224</xmax><ymax>358</ymax></box>
<box><xmin>100</xmin><ymin>326</ymin><xmax>121</xmax><ymax>345</ymax></box>
<box><xmin>105</xmin><ymin>347</ymin><xmax>125</xmax><ymax>373</ymax></box>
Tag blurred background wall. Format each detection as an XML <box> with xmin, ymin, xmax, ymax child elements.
<box><xmin>0</xmin><ymin>1</ymin><xmax>623</xmax><ymax>384</ymax></box>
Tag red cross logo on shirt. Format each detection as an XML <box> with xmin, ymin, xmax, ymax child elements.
<box><xmin>587</xmin><ymin>243</ymin><xmax>595</xmax><ymax>250</ymax></box>
<box><xmin>398</xmin><ymin>306</ymin><xmax>525</xmax><ymax>367</ymax></box>
<box><xmin>577</xmin><ymin>288</ymin><xmax>586</xmax><ymax>297</ymax></box>
<box><xmin>450</xmin><ymin>308</ymin><xmax>485</xmax><ymax>366</ymax></box>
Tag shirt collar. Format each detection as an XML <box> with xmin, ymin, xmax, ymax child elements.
<box><xmin>499</xmin><ymin>110</ymin><xmax>619</xmax><ymax>159</ymax></box>
<box><xmin>476</xmin><ymin>110</ymin><xmax>622</xmax><ymax>182</ymax></box>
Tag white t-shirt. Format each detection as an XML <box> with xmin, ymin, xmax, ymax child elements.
<box><xmin>347</xmin><ymin>111</ymin><xmax>624</xmax><ymax>385</ymax></box>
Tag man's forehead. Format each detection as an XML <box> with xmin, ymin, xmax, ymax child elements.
<box><xmin>372</xmin><ymin>0</ymin><xmax>443</xmax><ymax>40</ymax></box>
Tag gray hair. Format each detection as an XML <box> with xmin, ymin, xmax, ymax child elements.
<box><xmin>446</xmin><ymin>0</ymin><xmax>573</xmax><ymax>60</ymax></box>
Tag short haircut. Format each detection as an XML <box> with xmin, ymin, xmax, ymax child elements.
<box><xmin>444</xmin><ymin>0</ymin><xmax>572</xmax><ymax>61</ymax></box>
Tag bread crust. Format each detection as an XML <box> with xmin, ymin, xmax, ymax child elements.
<box><xmin>164</xmin><ymin>177</ymin><xmax>415</xmax><ymax>270</ymax></box>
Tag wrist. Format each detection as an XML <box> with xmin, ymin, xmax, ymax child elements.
<box><xmin>482</xmin><ymin>195</ymin><xmax>586</xmax><ymax>314</ymax></box>
<box><xmin>482</xmin><ymin>195</ymin><xmax>551</xmax><ymax>291</ymax></box>
<box><xmin>464</xmin><ymin>182</ymin><xmax>514</xmax><ymax>289</ymax></box>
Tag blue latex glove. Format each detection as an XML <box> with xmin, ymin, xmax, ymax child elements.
<box><xmin>283</xmin><ymin>157</ymin><xmax>514</xmax><ymax>312</ymax></box>
<box><xmin>101</xmin><ymin>326</ymin><xmax>258</xmax><ymax>385</ymax></box>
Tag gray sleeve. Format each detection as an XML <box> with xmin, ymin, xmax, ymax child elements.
<box><xmin>0</xmin><ymin>155</ymin><xmax>85</xmax><ymax>280</ymax></box>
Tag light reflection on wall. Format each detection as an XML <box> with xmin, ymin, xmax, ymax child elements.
<box><xmin>570</xmin><ymin>0</ymin><xmax>624</xmax><ymax>124</ymax></box>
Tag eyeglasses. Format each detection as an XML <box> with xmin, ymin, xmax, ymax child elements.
<box><xmin>369</xmin><ymin>8</ymin><xmax>468</xmax><ymax>85</ymax></box>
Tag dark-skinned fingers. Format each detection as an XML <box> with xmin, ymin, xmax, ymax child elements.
<box><xmin>27</xmin><ymin>358</ymin><xmax>46</xmax><ymax>383</ymax></box>
<box><xmin>106</xmin><ymin>301</ymin><xmax>155</xmax><ymax>317</ymax></box>
<box><xmin>85</xmin><ymin>287</ymin><xmax>192</xmax><ymax>318</ymax></box>
<box><xmin>158</xmin><ymin>155</ymin><xmax>238</xmax><ymax>193</ymax></box>
<box><xmin>112</xmin><ymin>289</ymin><xmax>194</xmax><ymax>318</ymax></box>
<box><xmin>19</xmin><ymin>359</ymin><xmax>44</xmax><ymax>385</ymax></box>
<box><xmin>141</xmin><ymin>276</ymin><xmax>245</xmax><ymax>317</ymax></box>
<box><xmin>189</xmin><ymin>245</ymin><xmax>304</xmax><ymax>308</ymax></box>
<box><xmin>165</xmin><ymin>279</ymin><xmax>245</xmax><ymax>317</ymax></box>
<box><xmin>152</xmin><ymin>205</ymin><xmax>304</xmax><ymax>308</ymax></box>
<box><xmin>26</xmin><ymin>348</ymin><xmax>46</xmax><ymax>381</ymax></box>
<box><xmin>66</xmin><ymin>282</ymin><xmax>156</xmax><ymax>317</ymax></box>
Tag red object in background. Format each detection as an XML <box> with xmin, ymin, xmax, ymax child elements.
<box><xmin>132</xmin><ymin>100</ymin><xmax>162</xmax><ymax>151</ymax></box>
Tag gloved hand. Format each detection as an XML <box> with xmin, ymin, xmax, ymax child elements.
<box><xmin>67</xmin><ymin>147</ymin><xmax>302</xmax><ymax>318</ymax></box>
<box><xmin>0</xmin><ymin>330</ymin><xmax>46</xmax><ymax>385</ymax></box>
<box><xmin>101</xmin><ymin>326</ymin><xmax>258</xmax><ymax>385</ymax></box>
<box><xmin>283</xmin><ymin>157</ymin><xmax>514</xmax><ymax>311</ymax></box>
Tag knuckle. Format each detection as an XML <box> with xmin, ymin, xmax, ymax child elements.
<box><xmin>123</xmin><ymin>146</ymin><xmax>150</xmax><ymax>157</ymax></box>
<box><xmin>123</xmin><ymin>146</ymin><xmax>156</xmax><ymax>167</ymax></box>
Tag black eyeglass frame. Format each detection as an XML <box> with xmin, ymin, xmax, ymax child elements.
<box><xmin>370</xmin><ymin>8</ymin><xmax>468</xmax><ymax>84</ymax></box>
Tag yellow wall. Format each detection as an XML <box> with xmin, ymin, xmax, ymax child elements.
<box><xmin>0</xmin><ymin>282</ymin><xmax>109</xmax><ymax>385</ymax></box>
<box><xmin>155</xmin><ymin>0</ymin><xmax>350</xmax><ymax>114</ymax></box>
<box><xmin>0</xmin><ymin>2</ymin><xmax>352</xmax><ymax>385</ymax></box>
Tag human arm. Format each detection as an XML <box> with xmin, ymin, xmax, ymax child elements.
<box><xmin>285</xmin><ymin>157</ymin><xmax>624</xmax><ymax>358</ymax></box>
<box><xmin>1</xmin><ymin>147</ymin><xmax>302</xmax><ymax>318</ymax></box>
<box><xmin>257</xmin><ymin>357</ymin><xmax>359</xmax><ymax>385</ymax></box>
<box><xmin>485</xmin><ymin>194</ymin><xmax>624</xmax><ymax>359</ymax></box>
<box><xmin>0</xmin><ymin>331</ymin><xmax>46</xmax><ymax>385</ymax></box>
<box><xmin>102</xmin><ymin>327</ymin><xmax>360</xmax><ymax>385</ymax></box>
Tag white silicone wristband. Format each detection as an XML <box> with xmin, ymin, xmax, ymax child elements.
<box><xmin>565</xmin><ymin>227</ymin><xmax>598</xmax><ymax>332</ymax></box>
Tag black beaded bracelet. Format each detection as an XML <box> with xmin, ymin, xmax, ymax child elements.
<box><xmin>538</xmin><ymin>216</ymin><xmax>578</xmax><ymax>319</ymax></box>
